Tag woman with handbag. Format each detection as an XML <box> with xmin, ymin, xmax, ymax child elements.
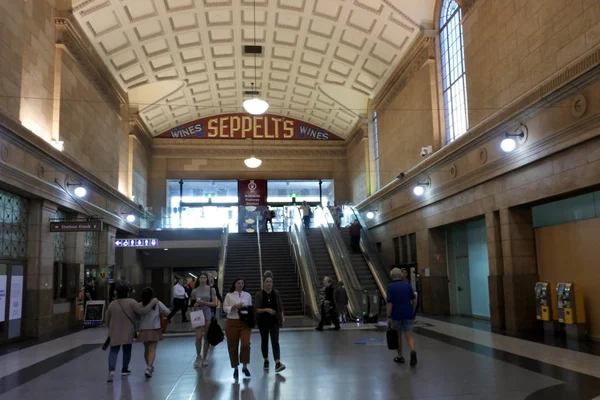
<box><xmin>255</xmin><ymin>272</ymin><xmax>286</xmax><ymax>373</ymax></box>
<box><xmin>137</xmin><ymin>287</ymin><xmax>170</xmax><ymax>378</ymax></box>
<box><xmin>105</xmin><ymin>283</ymin><xmax>158</xmax><ymax>383</ymax></box>
<box><xmin>223</xmin><ymin>278</ymin><xmax>253</xmax><ymax>379</ymax></box>
<box><xmin>190</xmin><ymin>272</ymin><xmax>217</xmax><ymax>368</ymax></box>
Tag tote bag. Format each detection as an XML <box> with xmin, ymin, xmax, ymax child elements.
<box><xmin>386</xmin><ymin>328</ymin><xmax>399</xmax><ymax>350</ymax></box>
<box><xmin>190</xmin><ymin>310</ymin><xmax>206</xmax><ymax>328</ymax></box>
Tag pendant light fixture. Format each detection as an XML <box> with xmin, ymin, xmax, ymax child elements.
<box><xmin>244</xmin><ymin>138</ymin><xmax>262</xmax><ymax>168</ymax></box>
<box><xmin>242</xmin><ymin>0</ymin><xmax>269</xmax><ymax>115</ymax></box>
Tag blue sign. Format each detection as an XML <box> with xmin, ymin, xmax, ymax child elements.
<box><xmin>298</xmin><ymin>125</ymin><xmax>331</xmax><ymax>140</ymax></box>
<box><xmin>114</xmin><ymin>238</ymin><xmax>159</xmax><ymax>247</ymax></box>
<box><xmin>169</xmin><ymin>123</ymin><xmax>204</xmax><ymax>138</ymax></box>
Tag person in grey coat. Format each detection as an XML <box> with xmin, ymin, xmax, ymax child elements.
<box><xmin>334</xmin><ymin>281</ymin><xmax>349</xmax><ymax>323</ymax></box>
<box><xmin>105</xmin><ymin>283</ymin><xmax>157</xmax><ymax>382</ymax></box>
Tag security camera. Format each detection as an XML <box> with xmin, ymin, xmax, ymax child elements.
<box><xmin>396</xmin><ymin>172</ymin><xmax>405</xmax><ymax>180</ymax></box>
<box><xmin>420</xmin><ymin>145</ymin><xmax>433</xmax><ymax>157</ymax></box>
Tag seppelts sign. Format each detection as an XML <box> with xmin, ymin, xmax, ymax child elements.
<box><xmin>156</xmin><ymin>114</ymin><xmax>343</xmax><ymax>141</ymax></box>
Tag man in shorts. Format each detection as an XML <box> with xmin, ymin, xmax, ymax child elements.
<box><xmin>387</xmin><ymin>268</ymin><xmax>417</xmax><ymax>366</ymax></box>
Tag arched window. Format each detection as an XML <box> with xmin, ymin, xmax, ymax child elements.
<box><xmin>440</xmin><ymin>0</ymin><xmax>468</xmax><ymax>143</ymax></box>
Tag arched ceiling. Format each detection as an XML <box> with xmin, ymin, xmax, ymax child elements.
<box><xmin>72</xmin><ymin>0</ymin><xmax>436</xmax><ymax>138</ymax></box>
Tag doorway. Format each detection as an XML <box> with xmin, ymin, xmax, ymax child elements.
<box><xmin>446</xmin><ymin>218</ymin><xmax>490</xmax><ymax>318</ymax></box>
<box><xmin>0</xmin><ymin>262</ymin><xmax>26</xmax><ymax>343</ymax></box>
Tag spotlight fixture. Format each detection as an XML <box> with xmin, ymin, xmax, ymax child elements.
<box><xmin>366</xmin><ymin>211</ymin><xmax>375</xmax><ymax>220</ymax></box>
<box><xmin>501</xmin><ymin>126</ymin><xmax>527</xmax><ymax>153</ymax></box>
<box><xmin>396</xmin><ymin>172</ymin><xmax>405</xmax><ymax>180</ymax></box>
<box><xmin>66</xmin><ymin>182</ymin><xmax>87</xmax><ymax>198</ymax></box>
<box><xmin>125</xmin><ymin>214</ymin><xmax>136</xmax><ymax>223</ymax></box>
<box><xmin>413</xmin><ymin>181</ymin><xmax>430</xmax><ymax>196</ymax></box>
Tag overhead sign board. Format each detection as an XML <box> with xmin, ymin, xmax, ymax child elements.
<box><xmin>50</xmin><ymin>220</ymin><xmax>103</xmax><ymax>232</ymax></box>
<box><xmin>155</xmin><ymin>113</ymin><xmax>343</xmax><ymax>141</ymax></box>
<box><xmin>114</xmin><ymin>238</ymin><xmax>159</xmax><ymax>247</ymax></box>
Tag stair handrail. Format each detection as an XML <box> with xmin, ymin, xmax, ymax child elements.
<box><xmin>256</xmin><ymin>213</ymin><xmax>264</xmax><ymax>289</ymax></box>
<box><xmin>315</xmin><ymin>206</ymin><xmax>364</xmax><ymax>320</ymax></box>
<box><xmin>217</xmin><ymin>224</ymin><xmax>229</xmax><ymax>298</ymax></box>
<box><xmin>346</xmin><ymin>206</ymin><xmax>390</xmax><ymax>299</ymax></box>
<box><xmin>288</xmin><ymin>206</ymin><xmax>321</xmax><ymax>320</ymax></box>
<box><xmin>289</xmin><ymin>235</ymin><xmax>309</xmax><ymax>319</ymax></box>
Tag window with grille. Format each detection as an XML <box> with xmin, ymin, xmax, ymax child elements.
<box><xmin>372</xmin><ymin>111</ymin><xmax>381</xmax><ymax>189</ymax></box>
<box><xmin>84</xmin><ymin>231</ymin><xmax>99</xmax><ymax>265</ymax></box>
<box><xmin>440</xmin><ymin>0</ymin><xmax>468</xmax><ymax>143</ymax></box>
<box><xmin>53</xmin><ymin>210</ymin><xmax>66</xmax><ymax>262</ymax></box>
<box><xmin>0</xmin><ymin>190</ymin><xmax>28</xmax><ymax>259</ymax></box>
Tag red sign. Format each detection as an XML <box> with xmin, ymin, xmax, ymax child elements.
<box><xmin>156</xmin><ymin>113</ymin><xmax>343</xmax><ymax>141</ymax></box>
<box><xmin>238</xmin><ymin>179</ymin><xmax>266</xmax><ymax>207</ymax></box>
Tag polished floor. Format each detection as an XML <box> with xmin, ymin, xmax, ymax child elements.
<box><xmin>1</xmin><ymin>317</ymin><xmax>600</xmax><ymax>399</ymax></box>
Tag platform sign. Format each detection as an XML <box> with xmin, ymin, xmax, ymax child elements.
<box><xmin>114</xmin><ymin>238</ymin><xmax>159</xmax><ymax>247</ymax></box>
<box><xmin>50</xmin><ymin>220</ymin><xmax>102</xmax><ymax>232</ymax></box>
<box><xmin>83</xmin><ymin>300</ymin><xmax>106</xmax><ymax>326</ymax></box>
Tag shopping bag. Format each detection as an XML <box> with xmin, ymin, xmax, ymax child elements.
<box><xmin>386</xmin><ymin>328</ymin><xmax>399</xmax><ymax>350</ymax></box>
<box><xmin>190</xmin><ymin>310</ymin><xmax>206</xmax><ymax>328</ymax></box>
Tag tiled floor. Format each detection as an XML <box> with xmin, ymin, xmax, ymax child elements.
<box><xmin>1</xmin><ymin>317</ymin><xmax>600</xmax><ymax>399</ymax></box>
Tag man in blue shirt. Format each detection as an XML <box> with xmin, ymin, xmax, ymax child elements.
<box><xmin>387</xmin><ymin>268</ymin><xmax>417</xmax><ymax>366</ymax></box>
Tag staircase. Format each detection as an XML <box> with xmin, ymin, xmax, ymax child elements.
<box><xmin>340</xmin><ymin>228</ymin><xmax>379</xmax><ymax>293</ymax></box>
<box><xmin>224</xmin><ymin>233</ymin><xmax>303</xmax><ymax>316</ymax></box>
<box><xmin>306</xmin><ymin>228</ymin><xmax>337</xmax><ymax>284</ymax></box>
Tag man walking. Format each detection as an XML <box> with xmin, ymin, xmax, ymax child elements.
<box><xmin>387</xmin><ymin>268</ymin><xmax>417</xmax><ymax>366</ymax></box>
<box><xmin>167</xmin><ymin>277</ymin><xmax>189</xmax><ymax>323</ymax></box>
<box><xmin>315</xmin><ymin>277</ymin><xmax>341</xmax><ymax>331</ymax></box>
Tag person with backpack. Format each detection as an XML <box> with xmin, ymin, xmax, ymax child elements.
<box><xmin>263</xmin><ymin>206</ymin><xmax>275</xmax><ymax>232</ymax></box>
<box><xmin>255</xmin><ymin>272</ymin><xmax>286</xmax><ymax>373</ymax></box>
<box><xmin>137</xmin><ymin>287</ymin><xmax>170</xmax><ymax>378</ymax></box>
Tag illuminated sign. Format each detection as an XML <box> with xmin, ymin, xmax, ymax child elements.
<box><xmin>114</xmin><ymin>239</ymin><xmax>159</xmax><ymax>247</ymax></box>
<box><xmin>156</xmin><ymin>113</ymin><xmax>343</xmax><ymax>141</ymax></box>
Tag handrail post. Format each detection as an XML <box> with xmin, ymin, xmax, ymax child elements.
<box><xmin>256</xmin><ymin>212</ymin><xmax>263</xmax><ymax>290</ymax></box>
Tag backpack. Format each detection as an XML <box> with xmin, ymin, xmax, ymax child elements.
<box><xmin>270</xmin><ymin>210</ymin><xmax>276</xmax><ymax>218</ymax></box>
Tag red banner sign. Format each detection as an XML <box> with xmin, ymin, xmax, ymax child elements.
<box><xmin>238</xmin><ymin>179</ymin><xmax>266</xmax><ymax>207</ymax></box>
<box><xmin>156</xmin><ymin>114</ymin><xmax>343</xmax><ymax>141</ymax></box>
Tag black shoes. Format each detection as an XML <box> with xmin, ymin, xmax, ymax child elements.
<box><xmin>242</xmin><ymin>367</ymin><xmax>251</xmax><ymax>377</ymax></box>
<box><xmin>410</xmin><ymin>351</ymin><xmax>417</xmax><ymax>367</ymax></box>
<box><xmin>263</xmin><ymin>360</ymin><xmax>270</xmax><ymax>370</ymax></box>
<box><xmin>275</xmin><ymin>362</ymin><xmax>286</xmax><ymax>373</ymax></box>
<box><xmin>394</xmin><ymin>356</ymin><xmax>405</xmax><ymax>364</ymax></box>
<box><xmin>121</xmin><ymin>368</ymin><xmax>131</xmax><ymax>376</ymax></box>
<box><xmin>233</xmin><ymin>368</ymin><xmax>239</xmax><ymax>379</ymax></box>
<box><xmin>333</xmin><ymin>326</ymin><xmax>341</xmax><ymax>331</ymax></box>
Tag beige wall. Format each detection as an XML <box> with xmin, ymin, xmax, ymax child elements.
<box><xmin>0</xmin><ymin>0</ymin><xmax>56</xmax><ymax>141</ymax></box>
<box><xmin>131</xmin><ymin>137</ymin><xmax>150</xmax><ymax>207</ymax></box>
<box><xmin>376</xmin><ymin>66</ymin><xmax>436</xmax><ymax>187</ymax></box>
<box><xmin>464</xmin><ymin>0</ymin><xmax>600</xmax><ymax>126</ymax></box>
<box><xmin>58</xmin><ymin>52</ymin><xmax>128</xmax><ymax>188</ymax></box>
<box><xmin>346</xmin><ymin>134</ymin><xmax>369</xmax><ymax>205</ymax></box>
<box><xmin>535</xmin><ymin>218</ymin><xmax>600</xmax><ymax>339</ymax></box>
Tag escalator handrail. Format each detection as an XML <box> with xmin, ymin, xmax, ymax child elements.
<box><xmin>217</xmin><ymin>224</ymin><xmax>229</xmax><ymax>298</ymax></box>
<box><xmin>288</xmin><ymin>207</ymin><xmax>321</xmax><ymax>320</ymax></box>
<box><xmin>347</xmin><ymin>206</ymin><xmax>390</xmax><ymax>298</ymax></box>
<box><xmin>315</xmin><ymin>206</ymin><xmax>364</xmax><ymax>320</ymax></box>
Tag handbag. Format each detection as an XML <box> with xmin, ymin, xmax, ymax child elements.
<box><xmin>386</xmin><ymin>327</ymin><xmax>399</xmax><ymax>350</ymax></box>
<box><xmin>117</xmin><ymin>299</ymin><xmax>138</xmax><ymax>340</ymax></box>
<box><xmin>239</xmin><ymin>305</ymin><xmax>255</xmax><ymax>329</ymax></box>
<box><xmin>101</xmin><ymin>336</ymin><xmax>111</xmax><ymax>351</ymax></box>
<box><xmin>160</xmin><ymin>313</ymin><xmax>168</xmax><ymax>333</ymax></box>
<box><xmin>190</xmin><ymin>309</ymin><xmax>206</xmax><ymax>328</ymax></box>
<box><xmin>206</xmin><ymin>317</ymin><xmax>224</xmax><ymax>346</ymax></box>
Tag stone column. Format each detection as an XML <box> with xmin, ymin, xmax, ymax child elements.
<box><xmin>97</xmin><ymin>225</ymin><xmax>117</xmax><ymax>301</ymax></box>
<box><xmin>24</xmin><ymin>200</ymin><xmax>57</xmax><ymax>338</ymax></box>
<box><xmin>486</xmin><ymin>211</ymin><xmax>505</xmax><ymax>330</ymax></box>
<box><xmin>417</xmin><ymin>227</ymin><xmax>450</xmax><ymax>315</ymax></box>
<box><xmin>500</xmin><ymin>207</ymin><xmax>539</xmax><ymax>332</ymax></box>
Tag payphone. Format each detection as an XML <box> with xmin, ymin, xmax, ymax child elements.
<box><xmin>557</xmin><ymin>282</ymin><xmax>586</xmax><ymax>339</ymax></box>
<box><xmin>535</xmin><ymin>282</ymin><xmax>556</xmax><ymax>322</ymax></box>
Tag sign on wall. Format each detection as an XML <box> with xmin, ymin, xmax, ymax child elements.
<box><xmin>0</xmin><ymin>273</ymin><xmax>6</xmax><ymax>323</ymax></box>
<box><xmin>83</xmin><ymin>300</ymin><xmax>106</xmax><ymax>326</ymax></box>
<box><xmin>156</xmin><ymin>114</ymin><xmax>343</xmax><ymax>141</ymax></box>
<box><xmin>238</xmin><ymin>179</ymin><xmax>266</xmax><ymax>207</ymax></box>
<box><xmin>50</xmin><ymin>220</ymin><xmax>103</xmax><ymax>232</ymax></box>
<box><xmin>114</xmin><ymin>238</ymin><xmax>160</xmax><ymax>247</ymax></box>
<box><xmin>9</xmin><ymin>275</ymin><xmax>23</xmax><ymax>321</ymax></box>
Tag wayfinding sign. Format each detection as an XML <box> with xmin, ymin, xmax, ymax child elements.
<box><xmin>114</xmin><ymin>238</ymin><xmax>159</xmax><ymax>247</ymax></box>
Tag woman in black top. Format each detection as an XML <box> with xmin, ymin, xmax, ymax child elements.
<box><xmin>254</xmin><ymin>272</ymin><xmax>286</xmax><ymax>373</ymax></box>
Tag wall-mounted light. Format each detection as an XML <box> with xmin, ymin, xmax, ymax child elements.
<box><xmin>366</xmin><ymin>211</ymin><xmax>375</xmax><ymax>219</ymax></box>
<box><xmin>125</xmin><ymin>214</ymin><xmax>136</xmax><ymax>223</ymax></box>
<box><xmin>413</xmin><ymin>181</ymin><xmax>430</xmax><ymax>197</ymax></box>
<box><xmin>66</xmin><ymin>182</ymin><xmax>87</xmax><ymax>198</ymax></box>
<box><xmin>501</xmin><ymin>125</ymin><xmax>527</xmax><ymax>153</ymax></box>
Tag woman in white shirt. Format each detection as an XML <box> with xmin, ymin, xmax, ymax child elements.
<box><xmin>223</xmin><ymin>278</ymin><xmax>253</xmax><ymax>379</ymax></box>
<box><xmin>137</xmin><ymin>287</ymin><xmax>170</xmax><ymax>378</ymax></box>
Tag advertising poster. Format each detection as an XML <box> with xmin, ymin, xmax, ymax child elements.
<box><xmin>9</xmin><ymin>275</ymin><xmax>23</xmax><ymax>321</ymax></box>
<box><xmin>0</xmin><ymin>274</ymin><xmax>6</xmax><ymax>323</ymax></box>
<box><xmin>238</xmin><ymin>179</ymin><xmax>267</xmax><ymax>233</ymax></box>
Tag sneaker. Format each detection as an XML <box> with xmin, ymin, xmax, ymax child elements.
<box><xmin>410</xmin><ymin>351</ymin><xmax>417</xmax><ymax>367</ymax></box>
<box><xmin>242</xmin><ymin>367</ymin><xmax>251</xmax><ymax>377</ymax></box>
<box><xmin>201</xmin><ymin>360</ymin><xmax>208</xmax><ymax>368</ymax></box>
<box><xmin>393</xmin><ymin>356</ymin><xmax>405</xmax><ymax>364</ymax></box>
<box><xmin>150</xmin><ymin>366</ymin><xmax>155</xmax><ymax>373</ymax></box>
<box><xmin>263</xmin><ymin>360</ymin><xmax>270</xmax><ymax>370</ymax></box>
<box><xmin>233</xmin><ymin>368</ymin><xmax>239</xmax><ymax>380</ymax></box>
<box><xmin>107</xmin><ymin>371</ymin><xmax>115</xmax><ymax>383</ymax></box>
<box><xmin>121</xmin><ymin>368</ymin><xmax>131</xmax><ymax>376</ymax></box>
<box><xmin>275</xmin><ymin>362</ymin><xmax>286</xmax><ymax>373</ymax></box>
<box><xmin>144</xmin><ymin>368</ymin><xmax>152</xmax><ymax>378</ymax></box>
<box><xmin>194</xmin><ymin>358</ymin><xmax>201</xmax><ymax>368</ymax></box>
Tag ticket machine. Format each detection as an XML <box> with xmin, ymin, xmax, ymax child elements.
<box><xmin>557</xmin><ymin>282</ymin><xmax>586</xmax><ymax>339</ymax></box>
<box><xmin>535</xmin><ymin>282</ymin><xmax>556</xmax><ymax>322</ymax></box>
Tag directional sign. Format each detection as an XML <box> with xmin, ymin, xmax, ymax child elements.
<box><xmin>50</xmin><ymin>220</ymin><xmax>102</xmax><ymax>232</ymax></box>
<box><xmin>114</xmin><ymin>238</ymin><xmax>159</xmax><ymax>247</ymax></box>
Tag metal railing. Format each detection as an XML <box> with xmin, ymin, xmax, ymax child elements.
<box><xmin>346</xmin><ymin>206</ymin><xmax>390</xmax><ymax>299</ymax></box>
<box><xmin>288</xmin><ymin>207</ymin><xmax>320</xmax><ymax>320</ymax></box>
<box><xmin>315</xmin><ymin>206</ymin><xmax>364</xmax><ymax>320</ymax></box>
<box><xmin>217</xmin><ymin>224</ymin><xmax>229</xmax><ymax>298</ymax></box>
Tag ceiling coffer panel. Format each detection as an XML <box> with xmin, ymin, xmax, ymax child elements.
<box><xmin>73</xmin><ymin>0</ymin><xmax>435</xmax><ymax>138</ymax></box>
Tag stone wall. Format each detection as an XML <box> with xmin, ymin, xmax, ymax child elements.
<box><xmin>131</xmin><ymin>137</ymin><xmax>150</xmax><ymax>207</ymax></box>
<box><xmin>346</xmin><ymin>132</ymin><xmax>369</xmax><ymax>205</ymax></box>
<box><xmin>376</xmin><ymin>66</ymin><xmax>436</xmax><ymax>186</ymax></box>
<box><xmin>0</xmin><ymin>0</ymin><xmax>56</xmax><ymax>141</ymax></box>
<box><xmin>464</xmin><ymin>0</ymin><xmax>600</xmax><ymax>126</ymax></box>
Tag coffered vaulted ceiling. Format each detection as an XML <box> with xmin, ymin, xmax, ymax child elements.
<box><xmin>72</xmin><ymin>0</ymin><xmax>435</xmax><ymax>138</ymax></box>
